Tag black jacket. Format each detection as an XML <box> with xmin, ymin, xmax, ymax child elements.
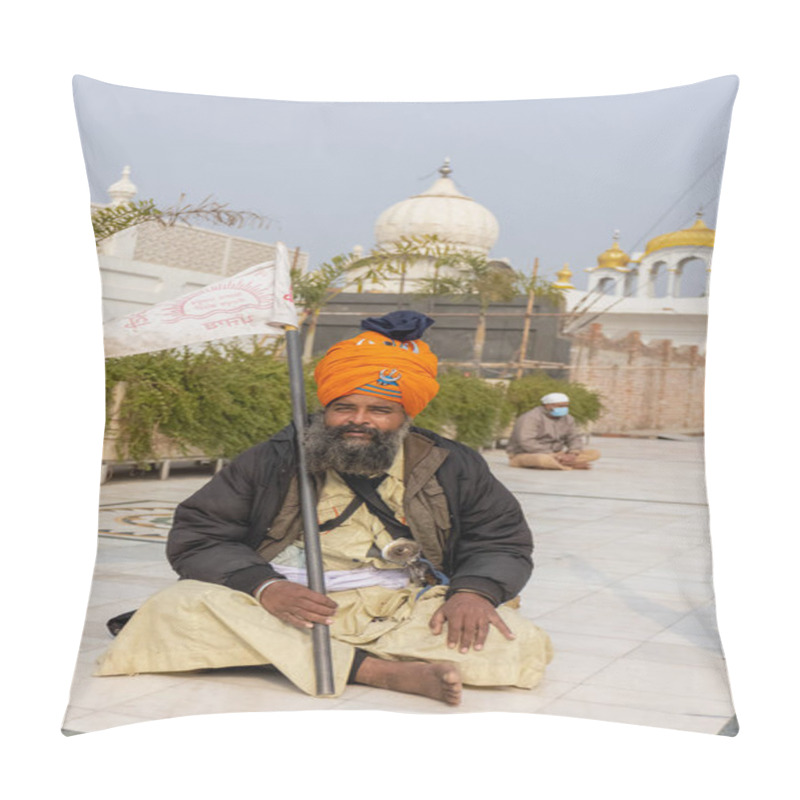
<box><xmin>167</xmin><ymin>424</ymin><xmax>533</xmax><ymax>606</ymax></box>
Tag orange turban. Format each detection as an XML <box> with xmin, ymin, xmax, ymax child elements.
<box><xmin>315</xmin><ymin>331</ymin><xmax>439</xmax><ymax>417</ymax></box>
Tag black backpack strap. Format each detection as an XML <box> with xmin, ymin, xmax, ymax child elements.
<box><xmin>338</xmin><ymin>472</ymin><xmax>413</xmax><ymax>540</ymax></box>
<box><xmin>318</xmin><ymin>493</ymin><xmax>365</xmax><ymax>531</ymax></box>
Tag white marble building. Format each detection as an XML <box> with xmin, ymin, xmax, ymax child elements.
<box><xmin>555</xmin><ymin>216</ymin><xmax>714</xmax><ymax>350</ymax></box>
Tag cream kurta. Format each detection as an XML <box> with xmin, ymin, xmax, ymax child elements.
<box><xmin>272</xmin><ymin>442</ymin><xmax>410</xmax><ymax>572</ymax></box>
<box><xmin>95</xmin><ymin>451</ymin><xmax>553</xmax><ymax>697</ymax></box>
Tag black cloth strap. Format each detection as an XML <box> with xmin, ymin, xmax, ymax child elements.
<box><xmin>318</xmin><ymin>474</ymin><xmax>387</xmax><ymax>532</ymax></box>
<box><xmin>336</xmin><ymin>472</ymin><xmax>413</xmax><ymax>541</ymax></box>
<box><xmin>318</xmin><ymin>493</ymin><xmax>365</xmax><ymax>532</ymax></box>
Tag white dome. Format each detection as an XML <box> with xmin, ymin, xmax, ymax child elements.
<box><xmin>374</xmin><ymin>160</ymin><xmax>499</xmax><ymax>254</ymax></box>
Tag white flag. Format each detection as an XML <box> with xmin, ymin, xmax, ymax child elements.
<box><xmin>103</xmin><ymin>242</ymin><xmax>299</xmax><ymax>358</ymax></box>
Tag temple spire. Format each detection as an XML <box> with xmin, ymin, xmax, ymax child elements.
<box><xmin>107</xmin><ymin>166</ymin><xmax>138</xmax><ymax>206</ymax></box>
<box><xmin>554</xmin><ymin>262</ymin><xmax>575</xmax><ymax>289</ymax></box>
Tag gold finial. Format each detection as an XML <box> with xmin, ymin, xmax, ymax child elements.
<box><xmin>555</xmin><ymin>262</ymin><xmax>575</xmax><ymax>288</ymax></box>
<box><xmin>596</xmin><ymin>232</ymin><xmax>630</xmax><ymax>271</ymax></box>
<box><xmin>689</xmin><ymin>207</ymin><xmax>710</xmax><ymax>230</ymax></box>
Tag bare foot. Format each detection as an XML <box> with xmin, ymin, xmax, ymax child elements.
<box><xmin>354</xmin><ymin>657</ymin><xmax>462</xmax><ymax>706</ymax></box>
<box><xmin>572</xmin><ymin>462</ymin><xmax>592</xmax><ymax>470</ymax></box>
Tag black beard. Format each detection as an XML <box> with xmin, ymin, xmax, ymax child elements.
<box><xmin>303</xmin><ymin>411</ymin><xmax>410</xmax><ymax>476</ymax></box>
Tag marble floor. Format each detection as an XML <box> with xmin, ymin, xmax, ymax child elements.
<box><xmin>62</xmin><ymin>436</ymin><xmax>736</xmax><ymax>736</ymax></box>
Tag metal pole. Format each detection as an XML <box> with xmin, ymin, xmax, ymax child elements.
<box><xmin>284</xmin><ymin>325</ymin><xmax>336</xmax><ymax>696</ymax></box>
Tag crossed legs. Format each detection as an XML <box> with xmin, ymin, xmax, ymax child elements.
<box><xmin>509</xmin><ymin>448</ymin><xmax>601</xmax><ymax>470</ymax></box>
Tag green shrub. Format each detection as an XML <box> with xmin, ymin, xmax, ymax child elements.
<box><xmin>105</xmin><ymin>340</ymin><xmax>315</xmax><ymax>465</ymax></box>
<box><xmin>415</xmin><ymin>370</ymin><xmax>511</xmax><ymax>449</ymax></box>
<box><xmin>105</xmin><ymin>348</ymin><xmax>601</xmax><ymax>464</ymax></box>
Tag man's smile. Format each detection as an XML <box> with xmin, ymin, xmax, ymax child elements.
<box><xmin>337</xmin><ymin>425</ymin><xmax>376</xmax><ymax>439</ymax></box>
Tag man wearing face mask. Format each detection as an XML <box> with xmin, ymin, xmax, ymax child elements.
<box><xmin>507</xmin><ymin>392</ymin><xmax>601</xmax><ymax>470</ymax></box>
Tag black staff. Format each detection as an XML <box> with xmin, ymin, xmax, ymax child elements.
<box><xmin>284</xmin><ymin>325</ymin><xmax>336</xmax><ymax>695</ymax></box>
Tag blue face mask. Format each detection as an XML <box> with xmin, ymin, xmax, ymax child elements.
<box><xmin>548</xmin><ymin>407</ymin><xmax>569</xmax><ymax>418</ymax></box>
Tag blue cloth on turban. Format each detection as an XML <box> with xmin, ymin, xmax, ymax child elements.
<box><xmin>360</xmin><ymin>311</ymin><xmax>435</xmax><ymax>342</ymax></box>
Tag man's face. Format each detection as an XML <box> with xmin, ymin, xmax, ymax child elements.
<box><xmin>304</xmin><ymin>394</ymin><xmax>410</xmax><ymax>475</ymax></box>
<box><xmin>324</xmin><ymin>393</ymin><xmax>408</xmax><ymax>442</ymax></box>
<box><xmin>543</xmin><ymin>402</ymin><xmax>569</xmax><ymax>415</ymax></box>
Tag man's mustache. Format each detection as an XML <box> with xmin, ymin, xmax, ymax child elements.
<box><xmin>333</xmin><ymin>424</ymin><xmax>378</xmax><ymax>438</ymax></box>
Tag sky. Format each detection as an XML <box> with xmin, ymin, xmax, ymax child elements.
<box><xmin>73</xmin><ymin>75</ymin><xmax>737</xmax><ymax>292</ymax></box>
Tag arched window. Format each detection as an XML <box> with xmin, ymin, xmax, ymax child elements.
<box><xmin>677</xmin><ymin>257</ymin><xmax>708</xmax><ymax>297</ymax></box>
<box><xmin>624</xmin><ymin>269</ymin><xmax>638</xmax><ymax>297</ymax></box>
<box><xmin>649</xmin><ymin>262</ymin><xmax>669</xmax><ymax>298</ymax></box>
<box><xmin>597</xmin><ymin>276</ymin><xmax>616</xmax><ymax>295</ymax></box>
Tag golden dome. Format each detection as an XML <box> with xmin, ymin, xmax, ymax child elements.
<box><xmin>644</xmin><ymin>213</ymin><xmax>715</xmax><ymax>255</ymax></box>
<box><xmin>554</xmin><ymin>262</ymin><xmax>575</xmax><ymax>288</ymax></box>
<box><xmin>596</xmin><ymin>231</ymin><xmax>630</xmax><ymax>271</ymax></box>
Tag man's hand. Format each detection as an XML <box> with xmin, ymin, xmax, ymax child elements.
<box><xmin>258</xmin><ymin>580</ymin><xmax>338</xmax><ymax>630</ymax></box>
<box><xmin>556</xmin><ymin>452</ymin><xmax>577</xmax><ymax>466</ymax></box>
<box><xmin>429</xmin><ymin>591</ymin><xmax>515</xmax><ymax>653</ymax></box>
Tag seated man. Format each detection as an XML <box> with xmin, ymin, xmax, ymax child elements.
<box><xmin>96</xmin><ymin>312</ymin><xmax>552</xmax><ymax>707</ymax></box>
<box><xmin>507</xmin><ymin>392</ymin><xmax>601</xmax><ymax>471</ymax></box>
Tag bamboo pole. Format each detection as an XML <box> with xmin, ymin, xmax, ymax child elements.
<box><xmin>516</xmin><ymin>258</ymin><xmax>539</xmax><ymax>378</ymax></box>
<box><xmin>310</xmin><ymin>310</ymin><xmax>570</xmax><ymax>318</ymax></box>
<box><xmin>442</xmin><ymin>360</ymin><xmax>569</xmax><ymax>370</ymax></box>
<box><xmin>564</xmin><ymin>364</ymin><xmax>703</xmax><ymax>370</ymax></box>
